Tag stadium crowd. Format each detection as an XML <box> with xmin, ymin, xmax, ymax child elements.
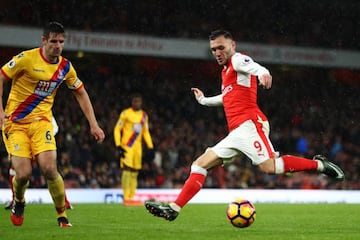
<box><xmin>0</xmin><ymin>0</ymin><xmax>359</xmax><ymax>51</ymax></box>
<box><xmin>0</xmin><ymin>0</ymin><xmax>359</xmax><ymax>191</ymax></box>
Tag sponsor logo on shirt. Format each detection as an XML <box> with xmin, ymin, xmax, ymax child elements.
<box><xmin>222</xmin><ymin>84</ymin><xmax>233</xmax><ymax>96</ymax></box>
<box><xmin>34</xmin><ymin>80</ymin><xmax>58</xmax><ymax>96</ymax></box>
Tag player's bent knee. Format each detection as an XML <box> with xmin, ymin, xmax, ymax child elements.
<box><xmin>258</xmin><ymin>158</ymin><xmax>276</xmax><ymax>174</ymax></box>
<box><xmin>41</xmin><ymin>167</ymin><xmax>59</xmax><ymax>180</ymax></box>
<box><xmin>193</xmin><ymin>149</ymin><xmax>222</xmax><ymax>170</ymax></box>
<box><xmin>15</xmin><ymin>172</ymin><xmax>32</xmax><ymax>182</ymax></box>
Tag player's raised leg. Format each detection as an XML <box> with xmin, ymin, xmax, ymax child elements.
<box><xmin>269</xmin><ymin>154</ymin><xmax>344</xmax><ymax>181</ymax></box>
<box><xmin>145</xmin><ymin>150</ymin><xmax>221</xmax><ymax>221</ymax></box>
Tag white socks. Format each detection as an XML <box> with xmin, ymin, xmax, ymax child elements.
<box><xmin>316</xmin><ymin>160</ymin><xmax>324</xmax><ymax>172</ymax></box>
<box><xmin>169</xmin><ymin>202</ymin><xmax>181</xmax><ymax>212</ymax></box>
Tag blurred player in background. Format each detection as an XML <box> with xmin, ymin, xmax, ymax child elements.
<box><xmin>145</xmin><ymin>29</ymin><xmax>345</xmax><ymax>221</ymax></box>
<box><xmin>4</xmin><ymin>116</ymin><xmax>73</xmax><ymax>210</ymax></box>
<box><xmin>114</xmin><ymin>93</ymin><xmax>154</xmax><ymax>206</ymax></box>
<box><xmin>0</xmin><ymin>21</ymin><xmax>105</xmax><ymax>227</ymax></box>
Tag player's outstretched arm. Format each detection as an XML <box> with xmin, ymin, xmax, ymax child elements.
<box><xmin>191</xmin><ymin>87</ymin><xmax>223</xmax><ymax>107</ymax></box>
<box><xmin>72</xmin><ymin>87</ymin><xmax>105</xmax><ymax>143</ymax></box>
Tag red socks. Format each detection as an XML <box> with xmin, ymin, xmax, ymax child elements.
<box><xmin>173</xmin><ymin>156</ymin><xmax>318</xmax><ymax>209</ymax></box>
<box><xmin>174</xmin><ymin>173</ymin><xmax>206</xmax><ymax>208</ymax></box>
<box><xmin>280</xmin><ymin>155</ymin><xmax>318</xmax><ymax>173</ymax></box>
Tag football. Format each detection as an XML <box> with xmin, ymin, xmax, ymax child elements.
<box><xmin>226</xmin><ymin>198</ymin><xmax>256</xmax><ymax>228</ymax></box>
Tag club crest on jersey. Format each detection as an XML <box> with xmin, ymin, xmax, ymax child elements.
<box><xmin>13</xmin><ymin>144</ymin><xmax>20</xmax><ymax>152</ymax></box>
<box><xmin>58</xmin><ymin>69</ymin><xmax>65</xmax><ymax>79</ymax></box>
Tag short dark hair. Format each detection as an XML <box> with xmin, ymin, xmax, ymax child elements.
<box><xmin>43</xmin><ymin>21</ymin><xmax>65</xmax><ymax>38</ymax></box>
<box><xmin>209</xmin><ymin>29</ymin><xmax>233</xmax><ymax>40</ymax></box>
<box><xmin>130</xmin><ymin>92</ymin><xmax>142</xmax><ymax>100</ymax></box>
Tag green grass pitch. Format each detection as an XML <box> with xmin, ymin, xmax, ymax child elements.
<box><xmin>0</xmin><ymin>203</ymin><xmax>359</xmax><ymax>240</ymax></box>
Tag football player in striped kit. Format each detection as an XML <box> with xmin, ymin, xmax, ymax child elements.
<box><xmin>4</xmin><ymin>116</ymin><xmax>73</xmax><ymax>211</ymax></box>
<box><xmin>114</xmin><ymin>93</ymin><xmax>154</xmax><ymax>206</ymax></box>
<box><xmin>0</xmin><ymin>21</ymin><xmax>104</xmax><ymax>227</ymax></box>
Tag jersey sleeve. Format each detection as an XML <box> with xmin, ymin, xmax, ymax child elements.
<box><xmin>64</xmin><ymin>62</ymin><xmax>83</xmax><ymax>90</ymax></box>
<box><xmin>0</xmin><ymin>52</ymin><xmax>29</xmax><ymax>80</ymax></box>
<box><xmin>142</xmin><ymin>113</ymin><xmax>154</xmax><ymax>149</ymax></box>
<box><xmin>198</xmin><ymin>94</ymin><xmax>223</xmax><ymax>106</ymax></box>
<box><xmin>232</xmin><ymin>53</ymin><xmax>270</xmax><ymax>76</ymax></box>
<box><xmin>113</xmin><ymin>111</ymin><xmax>125</xmax><ymax>147</ymax></box>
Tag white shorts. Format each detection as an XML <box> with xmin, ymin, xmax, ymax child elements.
<box><xmin>209</xmin><ymin>119</ymin><xmax>275</xmax><ymax>165</ymax></box>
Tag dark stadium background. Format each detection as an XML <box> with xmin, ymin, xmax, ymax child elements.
<box><xmin>0</xmin><ymin>0</ymin><xmax>358</xmax><ymax>191</ymax></box>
